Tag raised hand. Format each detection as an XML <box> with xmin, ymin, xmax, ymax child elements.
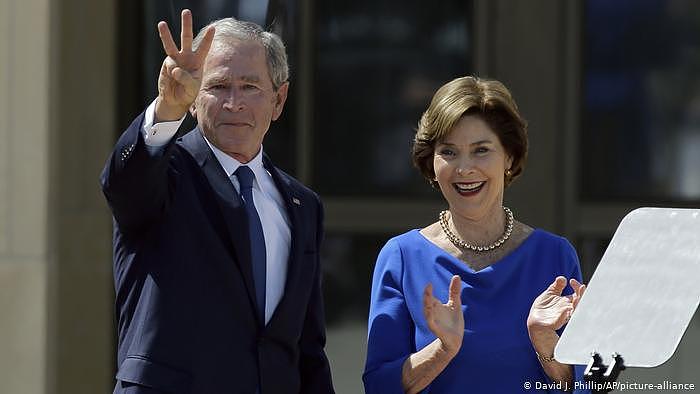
<box><xmin>527</xmin><ymin>276</ymin><xmax>586</xmax><ymax>332</ymax></box>
<box><xmin>155</xmin><ymin>9</ymin><xmax>215</xmax><ymax>121</ymax></box>
<box><xmin>423</xmin><ymin>275</ymin><xmax>464</xmax><ymax>355</ymax></box>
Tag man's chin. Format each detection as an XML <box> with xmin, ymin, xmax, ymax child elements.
<box><xmin>215</xmin><ymin>142</ymin><xmax>260</xmax><ymax>163</ymax></box>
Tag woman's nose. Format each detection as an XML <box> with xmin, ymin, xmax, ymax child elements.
<box><xmin>455</xmin><ymin>158</ymin><xmax>473</xmax><ymax>176</ymax></box>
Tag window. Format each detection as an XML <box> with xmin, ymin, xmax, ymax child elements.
<box><xmin>582</xmin><ymin>0</ymin><xmax>700</xmax><ymax>201</ymax></box>
<box><xmin>313</xmin><ymin>1</ymin><xmax>473</xmax><ymax>197</ymax></box>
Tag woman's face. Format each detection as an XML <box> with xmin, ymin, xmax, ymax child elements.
<box><xmin>433</xmin><ymin>115</ymin><xmax>513</xmax><ymax>222</ymax></box>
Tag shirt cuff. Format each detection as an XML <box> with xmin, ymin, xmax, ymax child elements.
<box><xmin>142</xmin><ymin>99</ymin><xmax>186</xmax><ymax>147</ymax></box>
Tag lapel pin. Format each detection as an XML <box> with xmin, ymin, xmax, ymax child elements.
<box><xmin>292</xmin><ymin>197</ymin><xmax>301</xmax><ymax>206</ymax></box>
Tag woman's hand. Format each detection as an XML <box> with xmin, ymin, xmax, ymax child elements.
<box><xmin>423</xmin><ymin>275</ymin><xmax>464</xmax><ymax>356</ymax></box>
<box><xmin>527</xmin><ymin>276</ymin><xmax>585</xmax><ymax>388</ymax></box>
<box><xmin>527</xmin><ymin>276</ymin><xmax>586</xmax><ymax>332</ymax></box>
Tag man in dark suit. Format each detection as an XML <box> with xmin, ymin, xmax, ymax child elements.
<box><xmin>100</xmin><ymin>9</ymin><xmax>334</xmax><ymax>393</ymax></box>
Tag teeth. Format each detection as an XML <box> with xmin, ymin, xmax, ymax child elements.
<box><xmin>456</xmin><ymin>182</ymin><xmax>484</xmax><ymax>191</ymax></box>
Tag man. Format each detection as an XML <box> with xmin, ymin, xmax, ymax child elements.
<box><xmin>100</xmin><ymin>9</ymin><xmax>334</xmax><ymax>393</ymax></box>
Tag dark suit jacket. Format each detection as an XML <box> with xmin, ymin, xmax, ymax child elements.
<box><xmin>100</xmin><ymin>112</ymin><xmax>334</xmax><ymax>394</ymax></box>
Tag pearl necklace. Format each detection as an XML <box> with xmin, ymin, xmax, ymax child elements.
<box><xmin>439</xmin><ymin>207</ymin><xmax>514</xmax><ymax>252</ymax></box>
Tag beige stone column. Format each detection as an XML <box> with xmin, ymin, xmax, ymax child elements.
<box><xmin>0</xmin><ymin>0</ymin><xmax>51</xmax><ymax>392</ymax></box>
<box><xmin>0</xmin><ymin>0</ymin><xmax>115</xmax><ymax>392</ymax></box>
<box><xmin>48</xmin><ymin>0</ymin><xmax>116</xmax><ymax>393</ymax></box>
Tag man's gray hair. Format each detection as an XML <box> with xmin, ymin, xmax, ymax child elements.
<box><xmin>192</xmin><ymin>18</ymin><xmax>289</xmax><ymax>90</ymax></box>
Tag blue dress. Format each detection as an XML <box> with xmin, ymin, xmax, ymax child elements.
<box><xmin>363</xmin><ymin>229</ymin><xmax>590</xmax><ymax>394</ymax></box>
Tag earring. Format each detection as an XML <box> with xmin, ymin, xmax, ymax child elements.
<box><xmin>505</xmin><ymin>169</ymin><xmax>513</xmax><ymax>177</ymax></box>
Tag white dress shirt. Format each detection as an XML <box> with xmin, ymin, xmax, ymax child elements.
<box><xmin>142</xmin><ymin>100</ymin><xmax>291</xmax><ymax>324</ymax></box>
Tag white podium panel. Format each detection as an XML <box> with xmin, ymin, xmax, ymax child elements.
<box><xmin>555</xmin><ymin>208</ymin><xmax>700</xmax><ymax>367</ymax></box>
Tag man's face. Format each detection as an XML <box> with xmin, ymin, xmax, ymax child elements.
<box><xmin>191</xmin><ymin>39</ymin><xmax>288</xmax><ymax>163</ymax></box>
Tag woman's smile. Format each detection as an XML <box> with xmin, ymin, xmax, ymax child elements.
<box><xmin>453</xmin><ymin>181</ymin><xmax>485</xmax><ymax>196</ymax></box>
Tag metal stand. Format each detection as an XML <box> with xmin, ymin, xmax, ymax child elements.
<box><xmin>583</xmin><ymin>352</ymin><xmax>626</xmax><ymax>393</ymax></box>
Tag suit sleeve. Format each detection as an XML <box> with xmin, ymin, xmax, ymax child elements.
<box><xmin>99</xmin><ymin>111</ymin><xmax>180</xmax><ymax>234</ymax></box>
<box><xmin>363</xmin><ymin>239</ymin><xmax>413</xmax><ymax>394</ymax></box>
<box><xmin>298</xmin><ymin>194</ymin><xmax>335</xmax><ymax>394</ymax></box>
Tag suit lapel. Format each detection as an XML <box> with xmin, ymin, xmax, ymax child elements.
<box><xmin>181</xmin><ymin>129</ymin><xmax>258</xmax><ymax>315</ymax></box>
<box><xmin>263</xmin><ymin>156</ymin><xmax>305</xmax><ymax>322</ymax></box>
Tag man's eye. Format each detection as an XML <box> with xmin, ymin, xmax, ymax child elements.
<box><xmin>242</xmin><ymin>84</ymin><xmax>259</xmax><ymax>90</ymax></box>
<box><xmin>209</xmin><ymin>84</ymin><xmax>226</xmax><ymax>90</ymax></box>
<box><xmin>475</xmin><ymin>147</ymin><xmax>489</xmax><ymax>154</ymax></box>
<box><xmin>439</xmin><ymin>148</ymin><xmax>455</xmax><ymax>156</ymax></box>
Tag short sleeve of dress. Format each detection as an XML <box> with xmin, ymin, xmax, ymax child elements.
<box><xmin>559</xmin><ymin>238</ymin><xmax>591</xmax><ymax>394</ymax></box>
<box><xmin>560</xmin><ymin>238</ymin><xmax>584</xmax><ymax>284</ymax></box>
<box><xmin>363</xmin><ymin>238</ymin><xmax>415</xmax><ymax>394</ymax></box>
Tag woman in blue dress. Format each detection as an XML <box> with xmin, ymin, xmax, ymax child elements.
<box><xmin>364</xmin><ymin>76</ymin><xmax>589</xmax><ymax>394</ymax></box>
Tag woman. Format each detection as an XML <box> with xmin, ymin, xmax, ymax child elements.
<box><xmin>363</xmin><ymin>76</ymin><xmax>589</xmax><ymax>393</ymax></box>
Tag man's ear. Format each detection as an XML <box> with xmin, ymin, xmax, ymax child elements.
<box><xmin>189</xmin><ymin>102</ymin><xmax>197</xmax><ymax>118</ymax></box>
<box><xmin>271</xmin><ymin>81</ymin><xmax>289</xmax><ymax>121</ymax></box>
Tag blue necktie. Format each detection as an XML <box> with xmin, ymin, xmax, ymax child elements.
<box><xmin>235</xmin><ymin>166</ymin><xmax>266</xmax><ymax>323</ymax></box>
